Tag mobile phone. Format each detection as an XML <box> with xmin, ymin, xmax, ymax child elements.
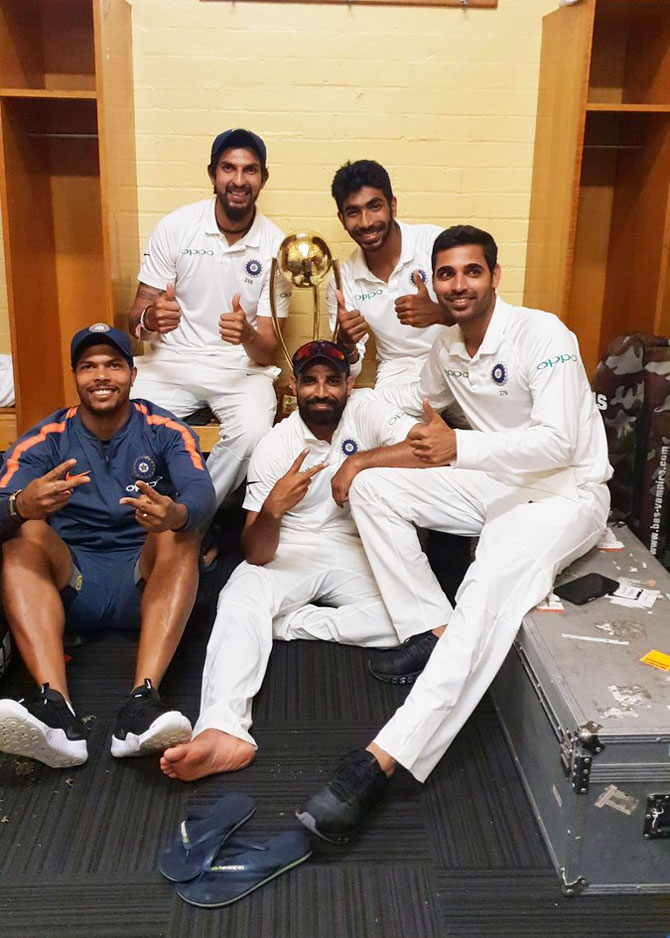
<box><xmin>554</xmin><ymin>573</ymin><xmax>620</xmax><ymax>606</ymax></box>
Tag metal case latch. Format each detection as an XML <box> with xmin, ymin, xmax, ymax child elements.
<box><xmin>643</xmin><ymin>794</ymin><xmax>670</xmax><ymax>839</ymax></box>
<box><xmin>559</xmin><ymin>722</ymin><xmax>605</xmax><ymax>794</ymax></box>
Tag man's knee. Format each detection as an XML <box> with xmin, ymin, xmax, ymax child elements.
<box><xmin>2</xmin><ymin>521</ymin><xmax>71</xmax><ymax>580</ymax></box>
<box><xmin>143</xmin><ymin>527</ymin><xmax>200</xmax><ymax>572</ymax></box>
<box><xmin>216</xmin><ymin>415</ymin><xmax>272</xmax><ymax>457</ymax></box>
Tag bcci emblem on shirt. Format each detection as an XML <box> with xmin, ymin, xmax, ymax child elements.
<box><xmin>342</xmin><ymin>439</ymin><xmax>359</xmax><ymax>456</ymax></box>
<box><xmin>245</xmin><ymin>259</ymin><xmax>263</xmax><ymax>278</ymax></box>
<box><xmin>491</xmin><ymin>363</ymin><xmax>508</xmax><ymax>386</ymax></box>
<box><xmin>133</xmin><ymin>455</ymin><xmax>156</xmax><ymax>480</ymax></box>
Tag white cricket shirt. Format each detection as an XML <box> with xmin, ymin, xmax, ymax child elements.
<box><xmin>138</xmin><ymin>199</ymin><xmax>290</xmax><ymax>364</ymax></box>
<box><xmin>327</xmin><ymin>221</ymin><xmax>446</xmax><ymax>382</ymax></box>
<box><xmin>244</xmin><ymin>391</ymin><xmax>417</xmax><ymax>541</ymax></box>
<box><xmin>391</xmin><ymin>297</ymin><xmax>612</xmax><ymax>495</ymax></box>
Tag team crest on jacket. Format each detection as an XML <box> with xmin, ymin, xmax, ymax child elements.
<box><xmin>133</xmin><ymin>455</ymin><xmax>156</xmax><ymax>479</ymax></box>
<box><xmin>491</xmin><ymin>362</ymin><xmax>507</xmax><ymax>386</ymax></box>
<box><xmin>342</xmin><ymin>439</ymin><xmax>359</xmax><ymax>456</ymax></box>
<box><xmin>245</xmin><ymin>259</ymin><xmax>263</xmax><ymax>278</ymax></box>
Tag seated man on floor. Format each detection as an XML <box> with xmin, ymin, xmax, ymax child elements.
<box><xmin>160</xmin><ymin>340</ymin><xmax>419</xmax><ymax>782</ymax></box>
<box><xmin>296</xmin><ymin>225</ymin><xmax>612</xmax><ymax>844</ymax></box>
<box><xmin>0</xmin><ymin>324</ymin><xmax>216</xmax><ymax>769</ymax></box>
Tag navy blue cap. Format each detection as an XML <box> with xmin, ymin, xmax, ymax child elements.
<box><xmin>70</xmin><ymin>323</ymin><xmax>134</xmax><ymax>369</ymax></box>
<box><xmin>210</xmin><ymin>129</ymin><xmax>267</xmax><ymax>170</ymax></box>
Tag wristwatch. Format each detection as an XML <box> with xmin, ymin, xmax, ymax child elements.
<box><xmin>7</xmin><ymin>490</ymin><xmax>24</xmax><ymax>524</ymax></box>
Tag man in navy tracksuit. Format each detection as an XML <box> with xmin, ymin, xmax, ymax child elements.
<box><xmin>0</xmin><ymin>324</ymin><xmax>216</xmax><ymax>769</ymax></box>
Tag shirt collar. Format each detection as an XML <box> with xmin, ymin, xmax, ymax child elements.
<box><xmin>204</xmin><ymin>198</ymin><xmax>262</xmax><ymax>248</ymax></box>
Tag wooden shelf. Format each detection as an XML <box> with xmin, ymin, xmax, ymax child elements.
<box><xmin>586</xmin><ymin>103</ymin><xmax>670</xmax><ymax>113</ymax></box>
<box><xmin>0</xmin><ymin>89</ymin><xmax>98</xmax><ymax>100</ymax></box>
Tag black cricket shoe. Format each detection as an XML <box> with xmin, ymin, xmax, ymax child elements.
<box><xmin>368</xmin><ymin>630</ymin><xmax>439</xmax><ymax>685</ymax></box>
<box><xmin>0</xmin><ymin>683</ymin><xmax>88</xmax><ymax>768</ymax></box>
<box><xmin>295</xmin><ymin>748</ymin><xmax>389</xmax><ymax>844</ymax></box>
<box><xmin>111</xmin><ymin>679</ymin><xmax>191</xmax><ymax>758</ymax></box>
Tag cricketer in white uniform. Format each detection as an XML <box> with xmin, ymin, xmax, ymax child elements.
<box><xmin>296</xmin><ymin>225</ymin><xmax>612</xmax><ymax>845</ymax></box>
<box><xmin>128</xmin><ymin>129</ymin><xmax>291</xmax><ymax>505</ymax></box>
<box><xmin>326</xmin><ymin>159</ymin><xmax>447</xmax><ymax>396</ymax></box>
<box><xmin>159</xmin><ymin>340</ymin><xmax>418</xmax><ymax>782</ymax></box>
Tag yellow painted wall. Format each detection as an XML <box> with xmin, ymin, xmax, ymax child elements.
<box><xmin>0</xmin><ymin>0</ymin><xmax>557</xmax><ymax>388</ymax></box>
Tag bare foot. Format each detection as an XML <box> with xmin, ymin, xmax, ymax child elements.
<box><xmin>160</xmin><ymin>728</ymin><xmax>255</xmax><ymax>781</ymax></box>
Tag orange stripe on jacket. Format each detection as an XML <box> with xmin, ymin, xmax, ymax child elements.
<box><xmin>132</xmin><ymin>402</ymin><xmax>204</xmax><ymax>471</ymax></box>
<box><xmin>0</xmin><ymin>418</ymin><xmax>70</xmax><ymax>488</ymax></box>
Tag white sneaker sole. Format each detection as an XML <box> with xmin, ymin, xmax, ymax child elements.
<box><xmin>0</xmin><ymin>700</ymin><xmax>88</xmax><ymax>768</ymax></box>
<box><xmin>110</xmin><ymin>711</ymin><xmax>192</xmax><ymax>758</ymax></box>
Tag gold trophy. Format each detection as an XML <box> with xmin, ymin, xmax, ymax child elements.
<box><xmin>269</xmin><ymin>230</ymin><xmax>342</xmax><ymax>366</ymax></box>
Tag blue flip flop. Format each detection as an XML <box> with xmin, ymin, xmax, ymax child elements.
<box><xmin>159</xmin><ymin>792</ymin><xmax>255</xmax><ymax>882</ymax></box>
<box><xmin>176</xmin><ymin>830</ymin><xmax>312</xmax><ymax>907</ymax></box>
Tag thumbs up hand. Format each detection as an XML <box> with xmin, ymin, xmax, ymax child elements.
<box><xmin>219</xmin><ymin>292</ymin><xmax>253</xmax><ymax>345</ymax></box>
<box><xmin>335</xmin><ymin>289</ymin><xmax>368</xmax><ymax>348</ymax></box>
<box><xmin>407</xmin><ymin>398</ymin><xmax>457</xmax><ymax>465</ymax></box>
<box><xmin>143</xmin><ymin>282</ymin><xmax>182</xmax><ymax>334</ymax></box>
<box><xmin>395</xmin><ymin>269</ymin><xmax>442</xmax><ymax>328</ymax></box>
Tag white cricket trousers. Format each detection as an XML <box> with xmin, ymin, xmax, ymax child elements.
<box><xmin>131</xmin><ymin>353</ymin><xmax>278</xmax><ymax>505</ymax></box>
<box><xmin>194</xmin><ymin>536</ymin><xmax>399</xmax><ymax>746</ymax></box>
<box><xmin>348</xmin><ymin>466</ymin><xmax>610</xmax><ymax>782</ymax></box>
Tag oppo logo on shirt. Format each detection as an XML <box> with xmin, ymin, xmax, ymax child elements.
<box><xmin>445</xmin><ymin>369</ymin><xmax>469</xmax><ymax>379</ymax></box>
<box><xmin>182</xmin><ymin>248</ymin><xmax>214</xmax><ymax>256</ymax></box>
<box><xmin>354</xmin><ymin>290</ymin><xmax>383</xmax><ymax>302</ymax></box>
<box><xmin>536</xmin><ymin>354</ymin><xmax>577</xmax><ymax>370</ymax></box>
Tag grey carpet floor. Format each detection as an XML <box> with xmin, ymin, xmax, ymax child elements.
<box><xmin>1</xmin><ymin>532</ymin><xmax>669</xmax><ymax>937</ymax></box>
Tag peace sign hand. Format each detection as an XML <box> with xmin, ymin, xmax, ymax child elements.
<box><xmin>119</xmin><ymin>480</ymin><xmax>187</xmax><ymax>533</ymax></box>
<box><xmin>263</xmin><ymin>449</ymin><xmax>327</xmax><ymax>519</ymax></box>
<box><xmin>15</xmin><ymin>459</ymin><xmax>91</xmax><ymax>520</ymax></box>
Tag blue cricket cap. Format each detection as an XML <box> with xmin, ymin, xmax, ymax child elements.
<box><xmin>70</xmin><ymin>323</ymin><xmax>134</xmax><ymax>369</ymax></box>
<box><xmin>210</xmin><ymin>128</ymin><xmax>267</xmax><ymax>170</ymax></box>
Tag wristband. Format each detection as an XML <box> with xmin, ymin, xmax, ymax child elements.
<box><xmin>7</xmin><ymin>490</ymin><xmax>24</xmax><ymax>524</ymax></box>
<box><xmin>138</xmin><ymin>305</ymin><xmax>155</xmax><ymax>335</ymax></box>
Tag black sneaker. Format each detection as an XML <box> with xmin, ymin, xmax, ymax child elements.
<box><xmin>367</xmin><ymin>630</ymin><xmax>439</xmax><ymax>684</ymax></box>
<box><xmin>295</xmin><ymin>748</ymin><xmax>389</xmax><ymax>844</ymax></box>
<box><xmin>0</xmin><ymin>683</ymin><xmax>88</xmax><ymax>768</ymax></box>
<box><xmin>110</xmin><ymin>679</ymin><xmax>191</xmax><ymax>758</ymax></box>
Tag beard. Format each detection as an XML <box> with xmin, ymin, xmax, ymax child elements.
<box><xmin>217</xmin><ymin>185</ymin><xmax>254</xmax><ymax>222</ymax></box>
<box><xmin>297</xmin><ymin>397</ymin><xmax>346</xmax><ymax>429</ymax></box>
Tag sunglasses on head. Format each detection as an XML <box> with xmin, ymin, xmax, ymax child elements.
<box><xmin>292</xmin><ymin>341</ymin><xmax>347</xmax><ymax>364</ymax></box>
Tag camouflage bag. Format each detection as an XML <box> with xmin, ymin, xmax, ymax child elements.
<box><xmin>592</xmin><ymin>333</ymin><xmax>670</xmax><ymax>569</ymax></box>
